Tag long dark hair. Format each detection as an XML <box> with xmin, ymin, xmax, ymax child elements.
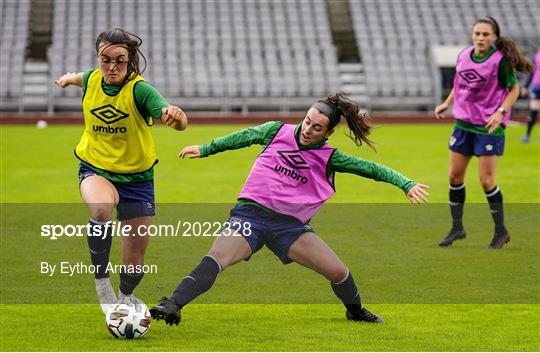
<box><xmin>474</xmin><ymin>17</ymin><xmax>533</xmax><ymax>73</ymax></box>
<box><xmin>95</xmin><ymin>28</ymin><xmax>147</xmax><ymax>81</ymax></box>
<box><xmin>319</xmin><ymin>92</ymin><xmax>375</xmax><ymax>149</ymax></box>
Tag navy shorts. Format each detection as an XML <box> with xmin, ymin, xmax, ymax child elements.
<box><xmin>78</xmin><ymin>164</ymin><xmax>155</xmax><ymax>221</ymax></box>
<box><xmin>225</xmin><ymin>204</ymin><xmax>314</xmax><ymax>264</ymax></box>
<box><xmin>449</xmin><ymin>127</ymin><xmax>505</xmax><ymax>156</ymax></box>
<box><xmin>530</xmin><ymin>85</ymin><xmax>540</xmax><ymax>100</ymax></box>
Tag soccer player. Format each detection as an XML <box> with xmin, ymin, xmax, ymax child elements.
<box><xmin>434</xmin><ymin>17</ymin><xmax>533</xmax><ymax>249</ymax></box>
<box><xmin>55</xmin><ymin>28</ymin><xmax>187</xmax><ymax>314</ymax></box>
<box><xmin>150</xmin><ymin>92</ymin><xmax>429</xmax><ymax>325</ymax></box>
<box><xmin>520</xmin><ymin>49</ymin><xmax>540</xmax><ymax>143</ymax></box>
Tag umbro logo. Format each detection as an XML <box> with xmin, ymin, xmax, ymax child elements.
<box><xmin>277</xmin><ymin>150</ymin><xmax>310</xmax><ymax>170</ymax></box>
<box><xmin>458</xmin><ymin>69</ymin><xmax>486</xmax><ymax>84</ymax></box>
<box><xmin>485</xmin><ymin>144</ymin><xmax>494</xmax><ymax>151</ymax></box>
<box><xmin>90</xmin><ymin>104</ymin><xmax>129</xmax><ymax>124</ymax></box>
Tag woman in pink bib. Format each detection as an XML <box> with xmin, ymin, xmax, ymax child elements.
<box><xmin>434</xmin><ymin>17</ymin><xmax>533</xmax><ymax>249</ymax></box>
<box><xmin>150</xmin><ymin>93</ymin><xmax>429</xmax><ymax>325</ymax></box>
<box><xmin>520</xmin><ymin>49</ymin><xmax>540</xmax><ymax>142</ymax></box>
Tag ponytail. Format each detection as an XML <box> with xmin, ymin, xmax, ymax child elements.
<box><xmin>495</xmin><ymin>36</ymin><xmax>534</xmax><ymax>73</ymax></box>
<box><xmin>316</xmin><ymin>92</ymin><xmax>375</xmax><ymax>150</ymax></box>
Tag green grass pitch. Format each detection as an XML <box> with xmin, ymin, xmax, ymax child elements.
<box><xmin>1</xmin><ymin>122</ymin><xmax>539</xmax><ymax>351</ymax></box>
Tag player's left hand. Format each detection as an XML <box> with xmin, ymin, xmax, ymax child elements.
<box><xmin>485</xmin><ymin>111</ymin><xmax>503</xmax><ymax>134</ymax></box>
<box><xmin>162</xmin><ymin>106</ymin><xmax>187</xmax><ymax>130</ymax></box>
<box><xmin>407</xmin><ymin>183</ymin><xmax>430</xmax><ymax>204</ymax></box>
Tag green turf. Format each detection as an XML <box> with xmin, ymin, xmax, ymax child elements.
<box><xmin>0</xmin><ymin>304</ymin><xmax>538</xmax><ymax>351</ymax></box>
<box><xmin>1</xmin><ymin>123</ymin><xmax>538</xmax><ymax>203</ymax></box>
<box><xmin>0</xmin><ymin>123</ymin><xmax>539</xmax><ymax>351</ymax></box>
<box><xmin>1</xmin><ymin>203</ymin><xmax>539</xmax><ymax>305</ymax></box>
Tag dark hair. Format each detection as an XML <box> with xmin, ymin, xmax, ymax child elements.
<box><xmin>317</xmin><ymin>92</ymin><xmax>375</xmax><ymax>149</ymax></box>
<box><xmin>95</xmin><ymin>28</ymin><xmax>147</xmax><ymax>82</ymax></box>
<box><xmin>474</xmin><ymin>17</ymin><xmax>533</xmax><ymax>73</ymax></box>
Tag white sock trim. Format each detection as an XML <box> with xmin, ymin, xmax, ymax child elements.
<box><xmin>89</xmin><ymin>218</ymin><xmax>112</xmax><ymax>225</ymax></box>
<box><xmin>204</xmin><ymin>255</ymin><xmax>223</xmax><ymax>272</ymax></box>
<box><xmin>449</xmin><ymin>184</ymin><xmax>465</xmax><ymax>190</ymax></box>
<box><xmin>485</xmin><ymin>186</ymin><xmax>500</xmax><ymax>198</ymax></box>
<box><xmin>332</xmin><ymin>269</ymin><xmax>350</xmax><ymax>285</ymax></box>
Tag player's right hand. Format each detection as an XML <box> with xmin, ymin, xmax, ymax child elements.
<box><xmin>54</xmin><ymin>72</ymin><xmax>78</xmax><ymax>88</ymax></box>
<box><xmin>407</xmin><ymin>183</ymin><xmax>430</xmax><ymax>204</ymax></box>
<box><xmin>434</xmin><ymin>102</ymin><xmax>449</xmax><ymax>119</ymax></box>
<box><xmin>178</xmin><ymin>145</ymin><xmax>201</xmax><ymax>159</ymax></box>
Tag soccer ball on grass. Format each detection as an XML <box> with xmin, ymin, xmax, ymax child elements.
<box><xmin>105</xmin><ymin>303</ymin><xmax>151</xmax><ymax>339</ymax></box>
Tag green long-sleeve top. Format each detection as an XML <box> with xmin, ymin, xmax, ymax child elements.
<box><xmin>199</xmin><ymin>122</ymin><xmax>416</xmax><ymax>197</ymax></box>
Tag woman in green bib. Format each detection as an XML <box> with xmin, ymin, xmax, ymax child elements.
<box><xmin>55</xmin><ymin>28</ymin><xmax>187</xmax><ymax>314</ymax></box>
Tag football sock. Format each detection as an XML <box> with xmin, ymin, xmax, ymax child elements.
<box><xmin>119</xmin><ymin>269</ymin><xmax>144</xmax><ymax>296</ymax></box>
<box><xmin>171</xmin><ymin>255</ymin><xmax>221</xmax><ymax>309</ymax></box>
<box><xmin>86</xmin><ymin>218</ymin><xmax>112</xmax><ymax>279</ymax></box>
<box><xmin>449</xmin><ymin>183</ymin><xmax>465</xmax><ymax>230</ymax></box>
<box><xmin>331</xmin><ymin>271</ymin><xmax>363</xmax><ymax>315</ymax></box>
<box><xmin>485</xmin><ymin>186</ymin><xmax>506</xmax><ymax>233</ymax></box>
<box><xmin>526</xmin><ymin>110</ymin><xmax>538</xmax><ymax>136</ymax></box>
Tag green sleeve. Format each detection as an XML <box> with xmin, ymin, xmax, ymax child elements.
<box><xmin>133</xmin><ymin>81</ymin><xmax>170</xmax><ymax>120</ymax></box>
<box><xmin>498</xmin><ymin>57</ymin><xmax>517</xmax><ymax>88</ymax></box>
<box><xmin>329</xmin><ymin>149</ymin><xmax>416</xmax><ymax>193</ymax></box>
<box><xmin>81</xmin><ymin>68</ymin><xmax>96</xmax><ymax>94</ymax></box>
<box><xmin>199</xmin><ymin>121</ymin><xmax>283</xmax><ymax>157</ymax></box>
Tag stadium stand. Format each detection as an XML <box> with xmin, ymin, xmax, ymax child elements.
<box><xmin>348</xmin><ymin>0</ymin><xmax>539</xmax><ymax>109</ymax></box>
<box><xmin>1</xmin><ymin>0</ymin><xmax>538</xmax><ymax>112</ymax></box>
<box><xmin>48</xmin><ymin>0</ymin><xmax>341</xmax><ymax>111</ymax></box>
<box><xmin>0</xmin><ymin>0</ymin><xmax>31</xmax><ymax>108</ymax></box>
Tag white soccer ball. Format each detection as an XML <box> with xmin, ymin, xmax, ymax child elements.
<box><xmin>36</xmin><ymin>120</ymin><xmax>48</xmax><ymax>129</ymax></box>
<box><xmin>105</xmin><ymin>303</ymin><xmax>151</xmax><ymax>339</ymax></box>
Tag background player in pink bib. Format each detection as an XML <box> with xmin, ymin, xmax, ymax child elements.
<box><xmin>150</xmin><ymin>93</ymin><xmax>429</xmax><ymax>325</ymax></box>
<box><xmin>520</xmin><ymin>49</ymin><xmax>540</xmax><ymax>143</ymax></box>
<box><xmin>434</xmin><ymin>17</ymin><xmax>533</xmax><ymax>249</ymax></box>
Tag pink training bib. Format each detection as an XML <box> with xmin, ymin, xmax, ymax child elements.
<box><xmin>238</xmin><ymin>124</ymin><xmax>335</xmax><ymax>223</ymax></box>
<box><xmin>532</xmin><ymin>51</ymin><xmax>540</xmax><ymax>86</ymax></box>
<box><xmin>452</xmin><ymin>46</ymin><xmax>510</xmax><ymax>126</ymax></box>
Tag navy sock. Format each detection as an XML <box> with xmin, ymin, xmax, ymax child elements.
<box><xmin>526</xmin><ymin>110</ymin><xmax>538</xmax><ymax>136</ymax></box>
<box><xmin>119</xmin><ymin>270</ymin><xmax>144</xmax><ymax>296</ymax></box>
<box><xmin>331</xmin><ymin>271</ymin><xmax>362</xmax><ymax>315</ymax></box>
<box><xmin>485</xmin><ymin>186</ymin><xmax>506</xmax><ymax>233</ymax></box>
<box><xmin>171</xmin><ymin>255</ymin><xmax>221</xmax><ymax>309</ymax></box>
<box><xmin>86</xmin><ymin>218</ymin><xmax>112</xmax><ymax>279</ymax></box>
<box><xmin>449</xmin><ymin>183</ymin><xmax>466</xmax><ymax>230</ymax></box>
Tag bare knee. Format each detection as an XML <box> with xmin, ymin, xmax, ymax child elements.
<box><xmin>448</xmin><ymin>171</ymin><xmax>465</xmax><ymax>185</ymax></box>
<box><xmin>479</xmin><ymin>174</ymin><xmax>496</xmax><ymax>191</ymax></box>
<box><xmin>88</xmin><ymin>204</ymin><xmax>114</xmax><ymax>222</ymax></box>
<box><xmin>207</xmin><ymin>250</ymin><xmax>231</xmax><ymax>270</ymax></box>
<box><xmin>326</xmin><ymin>266</ymin><xmax>350</xmax><ymax>283</ymax></box>
<box><xmin>80</xmin><ymin>176</ymin><xmax>118</xmax><ymax>221</ymax></box>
